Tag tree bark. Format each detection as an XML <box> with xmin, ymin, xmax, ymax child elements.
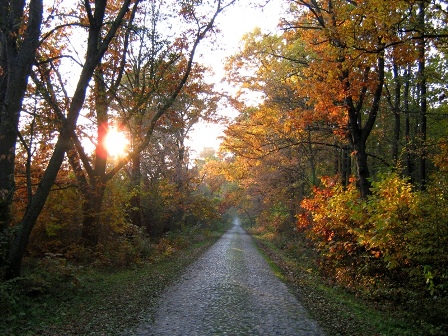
<box><xmin>5</xmin><ymin>133</ymin><xmax>70</xmax><ymax>279</ymax></box>
<box><xmin>349</xmin><ymin>126</ymin><xmax>371</xmax><ymax>197</ymax></box>
<box><xmin>417</xmin><ymin>1</ymin><xmax>427</xmax><ymax>190</ymax></box>
<box><xmin>78</xmin><ymin>68</ymin><xmax>109</xmax><ymax>247</ymax></box>
<box><xmin>80</xmin><ymin>183</ymin><xmax>106</xmax><ymax>247</ymax></box>
<box><xmin>346</xmin><ymin>54</ymin><xmax>385</xmax><ymax>198</ymax></box>
<box><xmin>403</xmin><ymin>66</ymin><xmax>413</xmax><ymax>180</ymax></box>
<box><xmin>341</xmin><ymin>145</ymin><xmax>351</xmax><ymax>187</ymax></box>
<box><xmin>67</xmin><ymin>144</ymin><xmax>107</xmax><ymax>247</ymax></box>
<box><xmin>392</xmin><ymin>62</ymin><xmax>401</xmax><ymax>166</ymax></box>
<box><xmin>128</xmin><ymin>154</ymin><xmax>143</xmax><ymax>228</ymax></box>
<box><xmin>0</xmin><ymin>0</ymin><xmax>43</xmax><ymax>242</ymax></box>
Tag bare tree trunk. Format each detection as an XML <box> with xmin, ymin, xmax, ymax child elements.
<box><xmin>341</xmin><ymin>145</ymin><xmax>351</xmax><ymax>187</ymax></box>
<box><xmin>80</xmin><ymin>183</ymin><xmax>106</xmax><ymax>247</ymax></box>
<box><xmin>417</xmin><ymin>1</ymin><xmax>427</xmax><ymax>190</ymax></box>
<box><xmin>0</xmin><ymin>0</ymin><xmax>43</xmax><ymax>245</ymax></box>
<box><xmin>78</xmin><ymin>68</ymin><xmax>109</xmax><ymax>246</ymax></box>
<box><xmin>307</xmin><ymin>128</ymin><xmax>317</xmax><ymax>186</ymax></box>
<box><xmin>392</xmin><ymin>62</ymin><xmax>401</xmax><ymax>165</ymax></box>
<box><xmin>403</xmin><ymin>66</ymin><xmax>413</xmax><ymax>180</ymax></box>
<box><xmin>5</xmin><ymin>135</ymin><xmax>70</xmax><ymax>279</ymax></box>
<box><xmin>129</xmin><ymin>154</ymin><xmax>142</xmax><ymax>228</ymax></box>
<box><xmin>349</xmin><ymin>127</ymin><xmax>371</xmax><ymax>197</ymax></box>
<box><xmin>346</xmin><ymin>53</ymin><xmax>385</xmax><ymax>198</ymax></box>
<box><xmin>67</xmin><ymin>145</ymin><xmax>107</xmax><ymax>247</ymax></box>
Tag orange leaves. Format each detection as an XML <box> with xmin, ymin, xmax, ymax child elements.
<box><xmin>279</xmin><ymin>0</ymin><xmax>414</xmax><ymax>127</ymax></box>
<box><xmin>299</xmin><ymin>169</ymin><xmax>448</xmax><ymax>293</ymax></box>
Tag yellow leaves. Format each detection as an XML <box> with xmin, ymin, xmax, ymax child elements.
<box><xmin>433</xmin><ymin>140</ymin><xmax>448</xmax><ymax>172</ymax></box>
<box><xmin>369</xmin><ymin>172</ymin><xmax>417</xmax><ymax>218</ymax></box>
<box><xmin>299</xmin><ymin>170</ymin><xmax>446</xmax><ymax>281</ymax></box>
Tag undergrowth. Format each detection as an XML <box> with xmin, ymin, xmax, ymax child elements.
<box><xmin>0</xmin><ymin>223</ymin><xmax>229</xmax><ymax>335</ymax></box>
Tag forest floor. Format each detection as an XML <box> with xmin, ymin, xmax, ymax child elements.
<box><xmin>1</xmin><ymin>227</ymin><xmax>227</xmax><ymax>336</ymax></box>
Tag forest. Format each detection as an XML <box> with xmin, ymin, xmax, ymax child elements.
<box><xmin>1</xmin><ymin>0</ymin><xmax>448</xmax><ymax>334</ymax></box>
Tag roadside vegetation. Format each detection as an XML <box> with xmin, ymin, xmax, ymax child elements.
<box><xmin>215</xmin><ymin>1</ymin><xmax>448</xmax><ymax>335</ymax></box>
<box><xmin>0</xmin><ymin>222</ymin><xmax>230</xmax><ymax>335</ymax></box>
<box><xmin>252</xmin><ymin>229</ymin><xmax>448</xmax><ymax>336</ymax></box>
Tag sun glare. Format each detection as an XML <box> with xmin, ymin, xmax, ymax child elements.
<box><xmin>105</xmin><ymin>128</ymin><xmax>128</xmax><ymax>157</ymax></box>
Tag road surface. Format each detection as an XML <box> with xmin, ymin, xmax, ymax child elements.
<box><xmin>130</xmin><ymin>223</ymin><xmax>325</xmax><ymax>335</ymax></box>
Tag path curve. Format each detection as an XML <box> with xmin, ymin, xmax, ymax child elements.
<box><xmin>130</xmin><ymin>223</ymin><xmax>325</xmax><ymax>335</ymax></box>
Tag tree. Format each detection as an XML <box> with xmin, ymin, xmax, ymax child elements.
<box><xmin>3</xmin><ymin>0</ymin><xmax>138</xmax><ymax>279</ymax></box>
<box><xmin>2</xmin><ymin>0</ymin><xmax>238</xmax><ymax>278</ymax></box>
<box><xmin>0</xmin><ymin>0</ymin><xmax>43</xmax><ymax>259</ymax></box>
<box><xmin>280</xmin><ymin>0</ymin><xmax>405</xmax><ymax>197</ymax></box>
<box><xmin>416</xmin><ymin>0</ymin><xmax>427</xmax><ymax>190</ymax></box>
<box><xmin>31</xmin><ymin>0</ymin><xmax>141</xmax><ymax>247</ymax></box>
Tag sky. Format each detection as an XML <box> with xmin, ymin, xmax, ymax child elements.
<box><xmin>185</xmin><ymin>0</ymin><xmax>284</xmax><ymax>158</ymax></box>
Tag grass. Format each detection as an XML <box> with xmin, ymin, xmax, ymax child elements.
<box><xmin>0</xmin><ymin>226</ymin><xmax>228</xmax><ymax>336</ymax></box>
<box><xmin>251</xmin><ymin>231</ymin><xmax>448</xmax><ymax>336</ymax></box>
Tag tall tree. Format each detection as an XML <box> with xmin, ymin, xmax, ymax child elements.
<box><xmin>417</xmin><ymin>0</ymin><xmax>427</xmax><ymax>190</ymax></box>
<box><xmin>110</xmin><ymin>0</ymin><xmax>229</xmax><ymax>232</ymax></box>
<box><xmin>281</xmin><ymin>0</ymin><xmax>402</xmax><ymax>197</ymax></box>
<box><xmin>0</xmin><ymin>0</ymin><xmax>43</xmax><ymax>255</ymax></box>
<box><xmin>3</xmin><ymin>0</ymin><xmax>138</xmax><ymax>279</ymax></box>
<box><xmin>30</xmin><ymin>0</ymin><xmax>234</xmax><ymax>247</ymax></box>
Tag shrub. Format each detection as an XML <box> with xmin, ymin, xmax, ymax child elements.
<box><xmin>299</xmin><ymin>172</ymin><xmax>448</xmax><ymax>297</ymax></box>
<box><xmin>299</xmin><ymin>176</ymin><xmax>369</xmax><ymax>287</ymax></box>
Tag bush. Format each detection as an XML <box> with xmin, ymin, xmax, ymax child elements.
<box><xmin>299</xmin><ymin>172</ymin><xmax>448</xmax><ymax>297</ymax></box>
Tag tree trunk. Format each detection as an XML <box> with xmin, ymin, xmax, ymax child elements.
<box><xmin>67</xmin><ymin>144</ymin><xmax>107</xmax><ymax>247</ymax></box>
<box><xmin>403</xmin><ymin>66</ymin><xmax>413</xmax><ymax>180</ymax></box>
<box><xmin>417</xmin><ymin>1</ymin><xmax>427</xmax><ymax>190</ymax></box>
<box><xmin>307</xmin><ymin>128</ymin><xmax>317</xmax><ymax>186</ymax></box>
<box><xmin>341</xmin><ymin>145</ymin><xmax>351</xmax><ymax>187</ymax></box>
<box><xmin>4</xmin><ymin>0</ymin><xmax>133</xmax><ymax>279</ymax></box>
<box><xmin>346</xmin><ymin>54</ymin><xmax>385</xmax><ymax>198</ymax></box>
<box><xmin>392</xmin><ymin>62</ymin><xmax>401</xmax><ymax>166</ymax></box>
<box><xmin>350</xmin><ymin>127</ymin><xmax>371</xmax><ymax>197</ymax></box>
<box><xmin>0</xmin><ymin>0</ymin><xmax>43</xmax><ymax>240</ymax></box>
<box><xmin>5</xmin><ymin>134</ymin><xmax>70</xmax><ymax>279</ymax></box>
<box><xmin>80</xmin><ymin>184</ymin><xmax>106</xmax><ymax>247</ymax></box>
<box><xmin>128</xmin><ymin>154</ymin><xmax>143</xmax><ymax>228</ymax></box>
<box><xmin>78</xmin><ymin>68</ymin><xmax>109</xmax><ymax>246</ymax></box>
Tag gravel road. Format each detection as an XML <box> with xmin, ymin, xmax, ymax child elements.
<box><xmin>130</xmin><ymin>223</ymin><xmax>325</xmax><ymax>335</ymax></box>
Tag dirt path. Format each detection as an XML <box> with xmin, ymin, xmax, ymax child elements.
<box><xmin>129</xmin><ymin>223</ymin><xmax>325</xmax><ymax>335</ymax></box>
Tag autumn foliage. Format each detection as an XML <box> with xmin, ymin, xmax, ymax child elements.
<box><xmin>218</xmin><ymin>2</ymin><xmax>448</xmax><ymax>316</ymax></box>
<box><xmin>298</xmin><ymin>170</ymin><xmax>448</xmax><ymax>296</ymax></box>
<box><xmin>0</xmin><ymin>0</ymin><xmax>240</xmax><ymax>281</ymax></box>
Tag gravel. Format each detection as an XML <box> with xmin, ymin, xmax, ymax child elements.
<box><xmin>128</xmin><ymin>224</ymin><xmax>325</xmax><ymax>336</ymax></box>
